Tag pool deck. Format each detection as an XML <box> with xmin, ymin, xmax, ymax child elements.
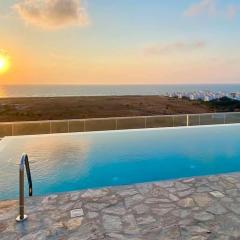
<box><xmin>1</xmin><ymin>174</ymin><xmax>240</xmax><ymax>239</ymax></box>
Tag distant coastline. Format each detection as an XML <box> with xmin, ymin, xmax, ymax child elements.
<box><xmin>1</xmin><ymin>84</ymin><xmax>240</xmax><ymax>98</ymax></box>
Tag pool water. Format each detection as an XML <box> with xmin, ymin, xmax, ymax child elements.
<box><xmin>0</xmin><ymin>124</ymin><xmax>240</xmax><ymax>200</ymax></box>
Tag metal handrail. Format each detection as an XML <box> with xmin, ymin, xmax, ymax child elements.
<box><xmin>16</xmin><ymin>153</ymin><xmax>33</xmax><ymax>222</ymax></box>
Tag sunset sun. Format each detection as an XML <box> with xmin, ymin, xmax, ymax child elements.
<box><xmin>0</xmin><ymin>54</ymin><xmax>10</xmax><ymax>74</ymax></box>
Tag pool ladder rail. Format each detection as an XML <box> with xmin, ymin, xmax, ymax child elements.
<box><xmin>16</xmin><ymin>153</ymin><xmax>33</xmax><ymax>222</ymax></box>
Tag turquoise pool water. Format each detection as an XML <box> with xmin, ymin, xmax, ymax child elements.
<box><xmin>0</xmin><ymin>124</ymin><xmax>240</xmax><ymax>200</ymax></box>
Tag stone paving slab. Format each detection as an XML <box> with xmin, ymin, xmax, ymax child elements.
<box><xmin>1</xmin><ymin>173</ymin><xmax>240</xmax><ymax>239</ymax></box>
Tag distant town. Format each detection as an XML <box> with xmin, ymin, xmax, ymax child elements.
<box><xmin>166</xmin><ymin>91</ymin><xmax>240</xmax><ymax>102</ymax></box>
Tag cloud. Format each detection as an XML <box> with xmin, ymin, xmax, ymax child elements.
<box><xmin>226</xmin><ymin>5</ymin><xmax>239</xmax><ymax>19</ymax></box>
<box><xmin>14</xmin><ymin>0</ymin><xmax>89</xmax><ymax>29</ymax></box>
<box><xmin>184</xmin><ymin>0</ymin><xmax>217</xmax><ymax>17</ymax></box>
<box><xmin>144</xmin><ymin>41</ymin><xmax>206</xmax><ymax>56</ymax></box>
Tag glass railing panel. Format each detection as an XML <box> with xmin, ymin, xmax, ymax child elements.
<box><xmin>173</xmin><ymin>115</ymin><xmax>187</xmax><ymax>127</ymax></box>
<box><xmin>0</xmin><ymin>123</ymin><xmax>12</xmax><ymax>137</ymax></box>
<box><xmin>225</xmin><ymin>112</ymin><xmax>240</xmax><ymax>124</ymax></box>
<box><xmin>188</xmin><ymin>114</ymin><xmax>200</xmax><ymax>126</ymax></box>
<box><xmin>146</xmin><ymin>116</ymin><xmax>173</xmax><ymax>128</ymax></box>
<box><xmin>199</xmin><ymin>113</ymin><xmax>225</xmax><ymax>125</ymax></box>
<box><xmin>117</xmin><ymin>117</ymin><xmax>145</xmax><ymax>130</ymax></box>
<box><xmin>50</xmin><ymin>121</ymin><xmax>68</xmax><ymax>133</ymax></box>
<box><xmin>13</xmin><ymin>121</ymin><xmax>50</xmax><ymax>135</ymax></box>
<box><xmin>85</xmin><ymin>118</ymin><xmax>116</xmax><ymax>131</ymax></box>
<box><xmin>69</xmin><ymin>120</ymin><xmax>85</xmax><ymax>132</ymax></box>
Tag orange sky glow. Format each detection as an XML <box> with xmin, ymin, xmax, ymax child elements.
<box><xmin>0</xmin><ymin>0</ymin><xmax>240</xmax><ymax>85</ymax></box>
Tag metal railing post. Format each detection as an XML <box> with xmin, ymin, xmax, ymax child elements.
<box><xmin>16</xmin><ymin>154</ymin><xmax>33</xmax><ymax>222</ymax></box>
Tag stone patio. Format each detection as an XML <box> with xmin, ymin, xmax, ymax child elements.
<box><xmin>1</xmin><ymin>173</ymin><xmax>240</xmax><ymax>239</ymax></box>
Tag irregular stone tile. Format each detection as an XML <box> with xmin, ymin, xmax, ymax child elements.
<box><xmin>166</xmin><ymin>187</ymin><xmax>177</xmax><ymax>193</ymax></box>
<box><xmin>65</xmin><ymin>217</ymin><xmax>83</xmax><ymax>231</ymax></box>
<box><xmin>154</xmin><ymin>181</ymin><xmax>174</xmax><ymax>188</ymax></box>
<box><xmin>196</xmin><ymin>186</ymin><xmax>212</xmax><ymax>193</ymax></box>
<box><xmin>125</xmin><ymin>194</ymin><xmax>144</xmax><ymax>208</ymax></box>
<box><xmin>226</xmin><ymin>189</ymin><xmax>239</xmax><ymax>197</ymax></box>
<box><xmin>175</xmin><ymin>182</ymin><xmax>190</xmax><ymax>191</ymax></box>
<box><xmin>206</xmin><ymin>203</ymin><xmax>227</xmax><ymax>215</ymax></box>
<box><xmin>217</xmin><ymin>214</ymin><xmax>240</xmax><ymax>238</ymax></box>
<box><xmin>209</xmin><ymin>183</ymin><xmax>224</xmax><ymax>192</ymax></box>
<box><xmin>136</xmin><ymin>184</ymin><xmax>153</xmax><ymax>195</ymax></box>
<box><xmin>181</xmin><ymin>225</ymin><xmax>211</xmax><ymax>235</ymax></box>
<box><xmin>220</xmin><ymin>197</ymin><xmax>234</xmax><ymax>203</ymax></box>
<box><xmin>102</xmin><ymin>204</ymin><xmax>126</xmax><ymax>216</ymax></box>
<box><xmin>86</xmin><ymin>212</ymin><xmax>99</xmax><ymax>219</ymax></box>
<box><xmin>106</xmin><ymin>233</ymin><xmax>142</xmax><ymax>240</ymax></box>
<box><xmin>178</xmin><ymin>197</ymin><xmax>195</xmax><ymax>208</ymax></box>
<box><xmin>188</xmin><ymin>237</ymin><xmax>208</xmax><ymax>240</ymax></box>
<box><xmin>225</xmin><ymin>202</ymin><xmax>240</xmax><ymax>214</ymax></box>
<box><xmin>133</xmin><ymin>204</ymin><xmax>149</xmax><ymax>215</ymax></box>
<box><xmin>152</xmin><ymin>207</ymin><xmax>173</xmax><ymax>217</ymax></box>
<box><xmin>193</xmin><ymin>193</ymin><xmax>213</xmax><ymax>207</ymax></box>
<box><xmin>151</xmin><ymin>187</ymin><xmax>169</xmax><ymax>198</ymax></box>
<box><xmin>219</xmin><ymin>180</ymin><xmax>235</xmax><ymax>190</ymax></box>
<box><xmin>209</xmin><ymin>191</ymin><xmax>225</xmax><ymax>198</ymax></box>
<box><xmin>68</xmin><ymin>222</ymin><xmax>104</xmax><ymax>240</ymax></box>
<box><xmin>122</xmin><ymin>214</ymin><xmax>139</xmax><ymax>235</ymax></box>
<box><xmin>99</xmin><ymin>195</ymin><xmax>119</xmax><ymax>205</ymax></box>
<box><xmin>102</xmin><ymin>215</ymin><xmax>122</xmax><ymax>232</ymax></box>
<box><xmin>1</xmin><ymin>233</ymin><xmax>19</xmax><ymax>240</ymax></box>
<box><xmin>157</xmin><ymin>225</ymin><xmax>181</xmax><ymax>240</ymax></box>
<box><xmin>154</xmin><ymin>198</ymin><xmax>172</xmax><ymax>203</ymax></box>
<box><xmin>49</xmin><ymin>222</ymin><xmax>66</xmax><ymax>237</ymax></box>
<box><xmin>162</xmin><ymin>213</ymin><xmax>179</xmax><ymax>227</ymax></box>
<box><xmin>177</xmin><ymin>189</ymin><xmax>195</xmax><ymax>198</ymax></box>
<box><xmin>224</xmin><ymin>176</ymin><xmax>239</xmax><ymax>184</ymax></box>
<box><xmin>136</xmin><ymin>215</ymin><xmax>156</xmax><ymax>225</ymax></box>
<box><xmin>182</xmin><ymin>178</ymin><xmax>195</xmax><ymax>183</ymax></box>
<box><xmin>168</xmin><ymin>193</ymin><xmax>179</xmax><ymax>202</ymax></box>
<box><xmin>171</xmin><ymin>209</ymin><xmax>191</xmax><ymax>218</ymax></box>
<box><xmin>60</xmin><ymin>202</ymin><xmax>75</xmax><ymax>211</ymax></box>
<box><xmin>179</xmin><ymin>218</ymin><xmax>194</xmax><ymax>226</ymax></box>
<box><xmin>41</xmin><ymin>195</ymin><xmax>58</xmax><ymax>204</ymax></box>
<box><xmin>73</xmin><ymin>201</ymin><xmax>83</xmax><ymax>209</ymax></box>
<box><xmin>194</xmin><ymin>212</ymin><xmax>215</xmax><ymax>221</ymax></box>
<box><xmin>208</xmin><ymin>176</ymin><xmax>219</xmax><ymax>182</ymax></box>
<box><xmin>0</xmin><ymin>222</ymin><xmax>8</xmax><ymax>233</ymax></box>
<box><xmin>20</xmin><ymin>230</ymin><xmax>50</xmax><ymax>240</ymax></box>
<box><xmin>70</xmin><ymin>192</ymin><xmax>81</xmax><ymax>201</ymax></box>
<box><xmin>157</xmin><ymin>203</ymin><xmax>176</xmax><ymax>209</ymax></box>
<box><xmin>144</xmin><ymin>198</ymin><xmax>165</xmax><ymax>204</ymax></box>
<box><xmin>70</xmin><ymin>208</ymin><xmax>84</xmax><ymax>218</ymax></box>
<box><xmin>81</xmin><ymin>189</ymin><xmax>109</xmax><ymax>198</ymax></box>
<box><xmin>0</xmin><ymin>200</ymin><xmax>17</xmax><ymax>209</ymax></box>
<box><xmin>84</xmin><ymin>202</ymin><xmax>109</xmax><ymax>211</ymax></box>
<box><xmin>118</xmin><ymin>188</ymin><xmax>139</xmax><ymax>197</ymax></box>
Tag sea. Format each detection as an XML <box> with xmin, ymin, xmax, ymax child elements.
<box><xmin>0</xmin><ymin>84</ymin><xmax>240</xmax><ymax>98</ymax></box>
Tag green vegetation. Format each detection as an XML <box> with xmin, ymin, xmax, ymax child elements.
<box><xmin>206</xmin><ymin>97</ymin><xmax>240</xmax><ymax>112</ymax></box>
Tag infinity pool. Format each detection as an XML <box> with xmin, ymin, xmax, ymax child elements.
<box><xmin>0</xmin><ymin>124</ymin><xmax>240</xmax><ymax>200</ymax></box>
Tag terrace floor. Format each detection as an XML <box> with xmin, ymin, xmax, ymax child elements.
<box><xmin>1</xmin><ymin>174</ymin><xmax>240</xmax><ymax>240</ymax></box>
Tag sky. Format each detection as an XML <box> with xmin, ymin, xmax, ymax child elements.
<box><xmin>0</xmin><ymin>0</ymin><xmax>240</xmax><ymax>85</ymax></box>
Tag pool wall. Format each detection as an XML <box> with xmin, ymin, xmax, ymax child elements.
<box><xmin>0</xmin><ymin>112</ymin><xmax>240</xmax><ymax>137</ymax></box>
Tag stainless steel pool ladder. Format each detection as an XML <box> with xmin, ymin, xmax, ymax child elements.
<box><xmin>16</xmin><ymin>154</ymin><xmax>33</xmax><ymax>222</ymax></box>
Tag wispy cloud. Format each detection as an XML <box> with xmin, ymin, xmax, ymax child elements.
<box><xmin>226</xmin><ymin>5</ymin><xmax>239</xmax><ymax>19</ymax></box>
<box><xmin>184</xmin><ymin>0</ymin><xmax>239</xmax><ymax>19</ymax></box>
<box><xmin>14</xmin><ymin>0</ymin><xmax>89</xmax><ymax>29</ymax></box>
<box><xmin>184</xmin><ymin>0</ymin><xmax>217</xmax><ymax>17</ymax></box>
<box><xmin>144</xmin><ymin>41</ymin><xmax>206</xmax><ymax>56</ymax></box>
